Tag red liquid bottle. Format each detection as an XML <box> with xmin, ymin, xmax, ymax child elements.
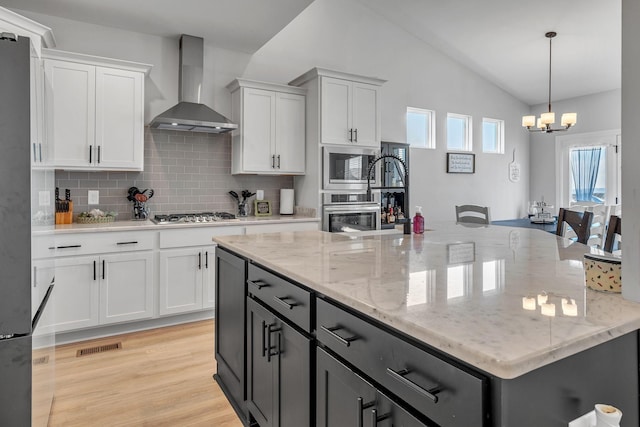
<box><xmin>413</xmin><ymin>206</ymin><xmax>424</xmax><ymax>234</ymax></box>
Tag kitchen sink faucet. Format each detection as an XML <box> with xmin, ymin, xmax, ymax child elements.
<box><xmin>366</xmin><ymin>154</ymin><xmax>411</xmax><ymax>234</ymax></box>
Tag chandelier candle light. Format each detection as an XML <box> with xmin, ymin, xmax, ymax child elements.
<box><xmin>522</xmin><ymin>32</ymin><xmax>577</xmax><ymax>133</ymax></box>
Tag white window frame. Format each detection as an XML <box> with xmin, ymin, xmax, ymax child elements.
<box><xmin>447</xmin><ymin>113</ymin><xmax>473</xmax><ymax>152</ymax></box>
<box><xmin>482</xmin><ymin>117</ymin><xmax>505</xmax><ymax>154</ymax></box>
<box><xmin>406</xmin><ymin>107</ymin><xmax>436</xmax><ymax>149</ymax></box>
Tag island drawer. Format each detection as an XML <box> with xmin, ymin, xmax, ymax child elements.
<box><xmin>316</xmin><ymin>297</ymin><xmax>486</xmax><ymax>427</ymax></box>
<box><xmin>247</xmin><ymin>263</ymin><xmax>311</xmax><ymax>333</ymax></box>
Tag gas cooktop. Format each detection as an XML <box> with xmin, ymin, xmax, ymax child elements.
<box><xmin>151</xmin><ymin>212</ymin><xmax>237</xmax><ymax>225</ymax></box>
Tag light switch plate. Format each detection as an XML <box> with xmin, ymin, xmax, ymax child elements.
<box><xmin>568</xmin><ymin>410</ymin><xmax>595</xmax><ymax>427</ymax></box>
<box><xmin>38</xmin><ymin>191</ymin><xmax>50</xmax><ymax>206</ymax></box>
<box><xmin>88</xmin><ymin>190</ymin><xmax>99</xmax><ymax>205</ymax></box>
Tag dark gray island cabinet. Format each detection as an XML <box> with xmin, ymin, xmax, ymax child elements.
<box><xmin>214</xmin><ymin>246</ymin><xmax>639</xmax><ymax>427</ymax></box>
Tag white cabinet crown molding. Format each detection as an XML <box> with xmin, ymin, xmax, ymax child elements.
<box><xmin>42</xmin><ymin>48</ymin><xmax>152</xmax><ymax>74</ymax></box>
<box><xmin>227</xmin><ymin>78</ymin><xmax>306</xmax><ymax>95</ymax></box>
<box><xmin>288</xmin><ymin>67</ymin><xmax>386</xmax><ymax>87</ymax></box>
<box><xmin>0</xmin><ymin>6</ymin><xmax>56</xmax><ymax>55</ymax></box>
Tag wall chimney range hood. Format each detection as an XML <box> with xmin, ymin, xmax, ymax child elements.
<box><xmin>150</xmin><ymin>35</ymin><xmax>237</xmax><ymax>133</ymax></box>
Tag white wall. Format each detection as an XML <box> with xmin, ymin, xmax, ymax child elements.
<box><xmin>621</xmin><ymin>0</ymin><xmax>640</xmax><ymax>301</ymax></box>
<box><xmin>529</xmin><ymin>89</ymin><xmax>621</xmax><ymax>209</ymax></box>
<box><xmin>12</xmin><ymin>9</ymin><xmax>253</xmax><ymax>124</ymax></box>
<box><xmin>242</xmin><ymin>0</ymin><xmax>532</xmax><ymax>221</ymax></box>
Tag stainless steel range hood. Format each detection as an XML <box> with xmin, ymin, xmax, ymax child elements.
<box><xmin>150</xmin><ymin>35</ymin><xmax>237</xmax><ymax>133</ymax></box>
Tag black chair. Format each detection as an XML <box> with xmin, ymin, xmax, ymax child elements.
<box><xmin>603</xmin><ymin>215</ymin><xmax>621</xmax><ymax>253</ymax></box>
<box><xmin>555</xmin><ymin>208</ymin><xmax>594</xmax><ymax>244</ymax></box>
<box><xmin>455</xmin><ymin>205</ymin><xmax>490</xmax><ymax>225</ymax></box>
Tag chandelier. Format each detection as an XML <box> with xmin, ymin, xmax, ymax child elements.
<box><xmin>522</xmin><ymin>32</ymin><xmax>577</xmax><ymax>133</ymax></box>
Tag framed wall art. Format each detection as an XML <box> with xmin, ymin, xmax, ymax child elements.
<box><xmin>447</xmin><ymin>153</ymin><xmax>475</xmax><ymax>174</ymax></box>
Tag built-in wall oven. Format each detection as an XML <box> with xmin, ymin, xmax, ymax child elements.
<box><xmin>323</xmin><ymin>146</ymin><xmax>380</xmax><ymax>190</ymax></box>
<box><xmin>322</xmin><ymin>191</ymin><xmax>381</xmax><ymax>232</ymax></box>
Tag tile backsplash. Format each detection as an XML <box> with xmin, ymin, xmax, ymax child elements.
<box><xmin>55</xmin><ymin>129</ymin><xmax>294</xmax><ymax>220</ymax></box>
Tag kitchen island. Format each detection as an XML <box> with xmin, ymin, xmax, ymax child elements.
<box><xmin>213</xmin><ymin>223</ymin><xmax>640</xmax><ymax>426</ymax></box>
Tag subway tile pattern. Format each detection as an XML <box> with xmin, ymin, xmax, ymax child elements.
<box><xmin>55</xmin><ymin>129</ymin><xmax>294</xmax><ymax>220</ymax></box>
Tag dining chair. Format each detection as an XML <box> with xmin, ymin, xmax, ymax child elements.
<box><xmin>555</xmin><ymin>208</ymin><xmax>594</xmax><ymax>244</ymax></box>
<box><xmin>455</xmin><ymin>205</ymin><xmax>490</xmax><ymax>225</ymax></box>
<box><xmin>603</xmin><ymin>215</ymin><xmax>621</xmax><ymax>253</ymax></box>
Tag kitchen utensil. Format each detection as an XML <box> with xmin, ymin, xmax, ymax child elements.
<box><xmin>241</xmin><ymin>190</ymin><xmax>256</xmax><ymax>203</ymax></box>
<box><xmin>143</xmin><ymin>189</ymin><xmax>154</xmax><ymax>199</ymax></box>
<box><xmin>127</xmin><ymin>186</ymin><xmax>141</xmax><ymax>202</ymax></box>
<box><xmin>228</xmin><ymin>191</ymin><xmax>239</xmax><ymax>201</ymax></box>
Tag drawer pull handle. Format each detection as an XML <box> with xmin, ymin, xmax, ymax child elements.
<box><xmin>386</xmin><ymin>367</ymin><xmax>441</xmax><ymax>403</ymax></box>
<box><xmin>320</xmin><ymin>325</ymin><xmax>359</xmax><ymax>347</ymax></box>
<box><xmin>357</xmin><ymin>397</ymin><xmax>375</xmax><ymax>427</ymax></box>
<box><xmin>247</xmin><ymin>280</ymin><xmax>270</xmax><ymax>290</ymax></box>
<box><xmin>273</xmin><ymin>295</ymin><xmax>298</xmax><ymax>310</ymax></box>
<box><xmin>371</xmin><ymin>409</ymin><xmax>390</xmax><ymax>427</ymax></box>
<box><xmin>49</xmin><ymin>245</ymin><xmax>81</xmax><ymax>249</ymax></box>
<box><xmin>261</xmin><ymin>321</ymin><xmax>267</xmax><ymax>357</ymax></box>
<box><xmin>116</xmin><ymin>241</ymin><xmax>139</xmax><ymax>245</ymax></box>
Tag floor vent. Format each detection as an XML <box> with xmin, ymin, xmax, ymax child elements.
<box><xmin>76</xmin><ymin>342</ymin><xmax>122</xmax><ymax>357</ymax></box>
<box><xmin>33</xmin><ymin>355</ymin><xmax>49</xmax><ymax>365</ymax></box>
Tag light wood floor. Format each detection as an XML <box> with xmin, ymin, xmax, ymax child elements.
<box><xmin>49</xmin><ymin>320</ymin><xmax>243</xmax><ymax>427</ymax></box>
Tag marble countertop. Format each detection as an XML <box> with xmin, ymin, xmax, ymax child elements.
<box><xmin>38</xmin><ymin>215</ymin><xmax>318</xmax><ymax>235</ymax></box>
<box><xmin>213</xmin><ymin>223</ymin><xmax>639</xmax><ymax>379</ymax></box>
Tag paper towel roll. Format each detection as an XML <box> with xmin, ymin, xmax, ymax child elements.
<box><xmin>595</xmin><ymin>404</ymin><xmax>622</xmax><ymax>427</ymax></box>
<box><xmin>280</xmin><ymin>189</ymin><xmax>294</xmax><ymax>215</ymax></box>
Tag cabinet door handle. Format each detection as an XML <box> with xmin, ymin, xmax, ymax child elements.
<box><xmin>198</xmin><ymin>252</ymin><xmax>202</xmax><ymax>270</ymax></box>
<box><xmin>349</xmin><ymin>128</ymin><xmax>353</xmax><ymax>142</ymax></box>
<box><xmin>97</xmin><ymin>146</ymin><xmax>101</xmax><ymax>164</ymax></box>
<box><xmin>89</xmin><ymin>145</ymin><xmax>92</xmax><ymax>164</ymax></box>
<box><xmin>386</xmin><ymin>367</ymin><xmax>441</xmax><ymax>403</ymax></box>
<box><xmin>320</xmin><ymin>325</ymin><xmax>359</xmax><ymax>347</ymax></box>
<box><xmin>247</xmin><ymin>280</ymin><xmax>269</xmax><ymax>290</ymax></box>
<box><xmin>49</xmin><ymin>245</ymin><xmax>82</xmax><ymax>250</ymax></box>
<box><xmin>261</xmin><ymin>320</ymin><xmax>267</xmax><ymax>357</ymax></box>
<box><xmin>39</xmin><ymin>143</ymin><xmax>42</xmax><ymax>162</ymax></box>
<box><xmin>371</xmin><ymin>409</ymin><xmax>391</xmax><ymax>427</ymax></box>
<box><xmin>271</xmin><ymin>154</ymin><xmax>275</xmax><ymax>168</ymax></box>
<box><xmin>273</xmin><ymin>295</ymin><xmax>298</xmax><ymax>310</ymax></box>
<box><xmin>102</xmin><ymin>259</ymin><xmax>105</xmax><ymax>280</ymax></box>
<box><xmin>354</xmin><ymin>128</ymin><xmax>358</xmax><ymax>142</ymax></box>
<box><xmin>93</xmin><ymin>260</ymin><xmax>96</xmax><ymax>281</ymax></box>
<box><xmin>205</xmin><ymin>251</ymin><xmax>209</xmax><ymax>269</ymax></box>
<box><xmin>266</xmin><ymin>323</ymin><xmax>281</xmax><ymax>362</ymax></box>
<box><xmin>33</xmin><ymin>143</ymin><xmax>37</xmax><ymax>162</ymax></box>
<box><xmin>277</xmin><ymin>154</ymin><xmax>281</xmax><ymax>168</ymax></box>
<box><xmin>357</xmin><ymin>397</ymin><xmax>375</xmax><ymax>427</ymax></box>
<box><xmin>116</xmin><ymin>241</ymin><xmax>138</xmax><ymax>245</ymax></box>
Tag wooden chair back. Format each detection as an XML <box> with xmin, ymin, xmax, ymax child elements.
<box><xmin>555</xmin><ymin>208</ymin><xmax>594</xmax><ymax>244</ymax></box>
<box><xmin>603</xmin><ymin>215</ymin><xmax>621</xmax><ymax>253</ymax></box>
<box><xmin>455</xmin><ymin>205</ymin><xmax>490</xmax><ymax>225</ymax></box>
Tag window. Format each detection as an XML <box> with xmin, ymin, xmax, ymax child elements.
<box><xmin>406</xmin><ymin>107</ymin><xmax>435</xmax><ymax>149</ymax></box>
<box><xmin>482</xmin><ymin>118</ymin><xmax>504</xmax><ymax>153</ymax></box>
<box><xmin>447</xmin><ymin>113</ymin><xmax>472</xmax><ymax>151</ymax></box>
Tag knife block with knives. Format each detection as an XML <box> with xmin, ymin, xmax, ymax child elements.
<box><xmin>55</xmin><ymin>188</ymin><xmax>73</xmax><ymax>224</ymax></box>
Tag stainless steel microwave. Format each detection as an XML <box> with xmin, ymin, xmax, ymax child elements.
<box><xmin>323</xmin><ymin>146</ymin><xmax>381</xmax><ymax>190</ymax></box>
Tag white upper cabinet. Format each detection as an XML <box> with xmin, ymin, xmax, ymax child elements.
<box><xmin>228</xmin><ymin>79</ymin><xmax>306</xmax><ymax>175</ymax></box>
<box><xmin>43</xmin><ymin>49</ymin><xmax>151</xmax><ymax>171</ymax></box>
<box><xmin>291</xmin><ymin>68</ymin><xmax>385</xmax><ymax>149</ymax></box>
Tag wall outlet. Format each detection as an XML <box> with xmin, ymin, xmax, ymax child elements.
<box><xmin>38</xmin><ymin>191</ymin><xmax>50</xmax><ymax>207</ymax></box>
<box><xmin>88</xmin><ymin>190</ymin><xmax>99</xmax><ymax>205</ymax></box>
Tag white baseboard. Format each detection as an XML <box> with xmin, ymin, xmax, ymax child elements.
<box><xmin>55</xmin><ymin>310</ymin><xmax>215</xmax><ymax>345</ymax></box>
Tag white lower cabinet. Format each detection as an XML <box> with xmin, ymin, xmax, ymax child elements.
<box><xmin>100</xmin><ymin>252</ymin><xmax>154</xmax><ymax>324</ymax></box>
<box><xmin>43</xmin><ymin>252</ymin><xmax>154</xmax><ymax>333</ymax></box>
<box><xmin>159</xmin><ymin>245</ymin><xmax>216</xmax><ymax>315</ymax></box>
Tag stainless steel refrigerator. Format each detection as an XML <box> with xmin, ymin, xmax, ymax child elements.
<box><xmin>0</xmin><ymin>33</ymin><xmax>55</xmax><ymax>427</ymax></box>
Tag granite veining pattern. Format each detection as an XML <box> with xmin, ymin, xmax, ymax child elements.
<box><xmin>213</xmin><ymin>223</ymin><xmax>640</xmax><ymax>379</ymax></box>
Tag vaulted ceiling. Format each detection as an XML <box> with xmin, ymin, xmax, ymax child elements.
<box><xmin>2</xmin><ymin>0</ymin><xmax>620</xmax><ymax>106</ymax></box>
